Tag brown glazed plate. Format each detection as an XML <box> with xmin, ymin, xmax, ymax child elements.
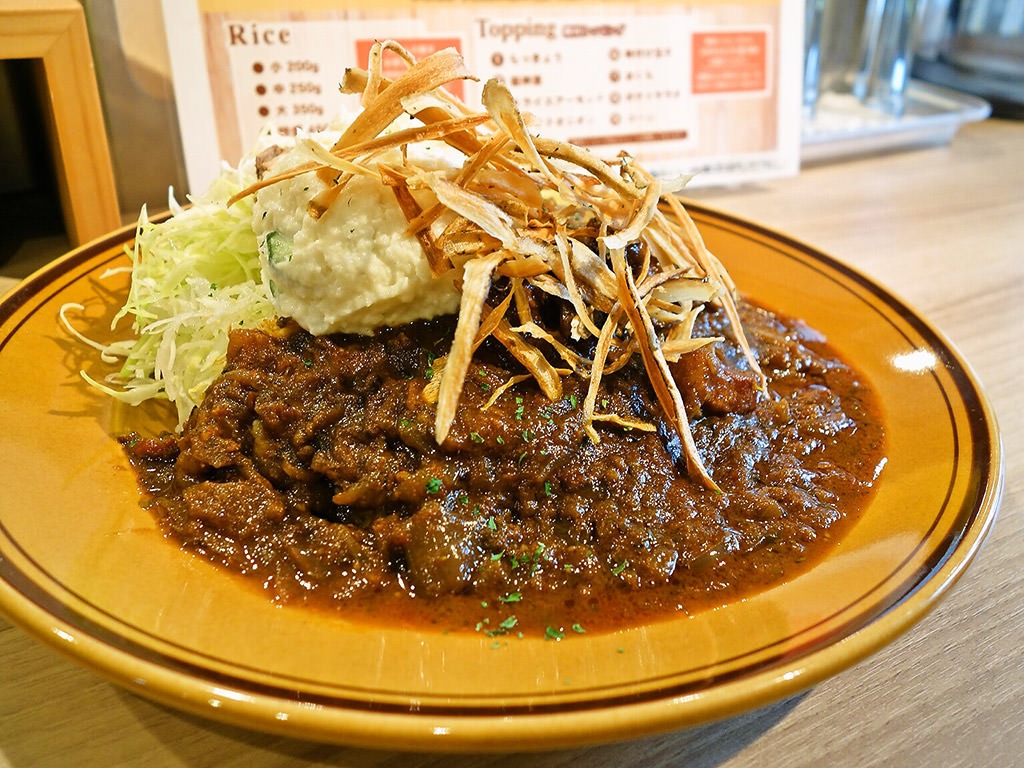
<box><xmin>0</xmin><ymin>204</ymin><xmax>1003</xmax><ymax>751</ymax></box>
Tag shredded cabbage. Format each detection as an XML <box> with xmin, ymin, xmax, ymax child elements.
<box><xmin>62</xmin><ymin>161</ymin><xmax>274</xmax><ymax>427</ymax></box>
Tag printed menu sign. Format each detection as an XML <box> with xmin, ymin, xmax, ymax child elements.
<box><xmin>162</xmin><ymin>1</ymin><xmax>802</xmax><ymax>194</ymax></box>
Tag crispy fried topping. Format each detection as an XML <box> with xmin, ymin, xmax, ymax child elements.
<box><xmin>230</xmin><ymin>41</ymin><xmax>765</xmax><ymax>487</ymax></box>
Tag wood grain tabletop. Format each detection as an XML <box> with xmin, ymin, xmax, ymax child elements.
<box><xmin>1</xmin><ymin>118</ymin><xmax>1021</xmax><ymax>768</ymax></box>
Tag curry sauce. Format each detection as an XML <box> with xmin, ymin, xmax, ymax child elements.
<box><xmin>123</xmin><ymin>300</ymin><xmax>885</xmax><ymax>637</ymax></box>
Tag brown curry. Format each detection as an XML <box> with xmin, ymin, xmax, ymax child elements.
<box><xmin>123</xmin><ymin>298</ymin><xmax>884</xmax><ymax>638</ymax></box>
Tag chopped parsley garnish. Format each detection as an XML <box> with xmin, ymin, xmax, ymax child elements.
<box><xmin>612</xmin><ymin>560</ymin><xmax>628</xmax><ymax>575</ymax></box>
<box><xmin>498</xmin><ymin>592</ymin><xmax>521</xmax><ymax>603</ymax></box>
<box><xmin>545</xmin><ymin>626</ymin><xmax>565</xmax><ymax>641</ymax></box>
<box><xmin>470</xmin><ymin>431</ymin><xmax>484</xmax><ymax>443</ymax></box>
<box><xmin>486</xmin><ymin>515</ymin><xmax>497</xmax><ymax>530</ymax></box>
<box><xmin>425</xmin><ymin>478</ymin><xmax>442</xmax><ymax>494</ymax></box>
<box><xmin>544</xmin><ymin>481</ymin><xmax>552</xmax><ymax>496</ymax></box>
<box><xmin>572</xmin><ymin>623</ymin><xmax>586</xmax><ymax>634</ymax></box>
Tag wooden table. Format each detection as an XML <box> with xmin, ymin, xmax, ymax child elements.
<box><xmin>1</xmin><ymin>119</ymin><xmax>1021</xmax><ymax>768</ymax></box>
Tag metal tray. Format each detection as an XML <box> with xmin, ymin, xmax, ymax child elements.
<box><xmin>801</xmin><ymin>79</ymin><xmax>991</xmax><ymax>163</ymax></box>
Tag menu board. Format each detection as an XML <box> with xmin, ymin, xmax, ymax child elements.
<box><xmin>162</xmin><ymin>0</ymin><xmax>803</xmax><ymax>194</ymax></box>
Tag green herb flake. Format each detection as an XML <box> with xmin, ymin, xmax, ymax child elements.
<box><xmin>498</xmin><ymin>592</ymin><xmax>521</xmax><ymax>603</ymax></box>
<box><xmin>496</xmin><ymin>436</ymin><xmax>505</xmax><ymax>445</ymax></box>
<box><xmin>545</xmin><ymin>626</ymin><xmax>565</xmax><ymax>641</ymax></box>
<box><xmin>490</xmin><ymin>551</ymin><xmax>504</xmax><ymax>561</ymax></box>
<box><xmin>487</xmin><ymin>516</ymin><xmax>497</xmax><ymax>531</ymax></box>
<box><xmin>470</xmin><ymin>432</ymin><xmax>484</xmax><ymax>443</ymax></box>
<box><xmin>400</xmin><ymin>419</ymin><xmax>411</xmax><ymax>427</ymax></box>
<box><xmin>499</xmin><ymin>615</ymin><xmax>518</xmax><ymax>630</ymax></box>
<box><xmin>544</xmin><ymin>481</ymin><xmax>552</xmax><ymax>497</ymax></box>
<box><xmin>572</xmin><ymin>623</ymin><xmax>586</xmax><ymax>634</ymax></box>
<box><xmin>479</xmin><ymin>381</ymin><xmax>491</xmax><ymax>392</ymax></box>
<box><xmin>569</xmin><ymin>394</ymin><xmax>578</xmax><ymax>409</ymax></box>
<box><xmin>612</xmin><ymin>560</ymin><xmax>628</xmax><ymax>575</ymax></box>
<box><xmin>425</xmin><ymin>478</ymin><xmax>442</xmax><ymax>494</ymax></box>
<box><xmin>303</xmin><ymin>360</ymin><xmax>313</xmax><ymax>368</ymax></box>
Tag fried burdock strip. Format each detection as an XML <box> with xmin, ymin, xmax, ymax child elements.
<box><xmin>232</xmin><ymin>41</ymin><xmax>766</xmax><ymax>488</ymax></box>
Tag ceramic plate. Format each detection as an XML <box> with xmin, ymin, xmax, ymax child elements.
<box><xmin>0</xmin><ymin>206</ymin><xmax>1002</xmax><ymax>751</ymax></box>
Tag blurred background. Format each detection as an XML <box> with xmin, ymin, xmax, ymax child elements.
<box><xmin>0</xmin><ymin>0</ymin><xmax>1020</xmax><ymax>278</ymax></box>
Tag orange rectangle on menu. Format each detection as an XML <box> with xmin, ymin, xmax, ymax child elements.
<box><xmin>691</xmin><ymin>30</ymin><xmax>768</xmax><ymax>95</ymax></box>
<box><xmin>354</xmin><ymin>37</ymin><xmax>465</xmax><ymax>99</ymax></box>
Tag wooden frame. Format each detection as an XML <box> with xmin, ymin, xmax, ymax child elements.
<box><xmin>0</xmin><ymin>0</ymin><xmax>120</xmax><ymax>245</ymax></box>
